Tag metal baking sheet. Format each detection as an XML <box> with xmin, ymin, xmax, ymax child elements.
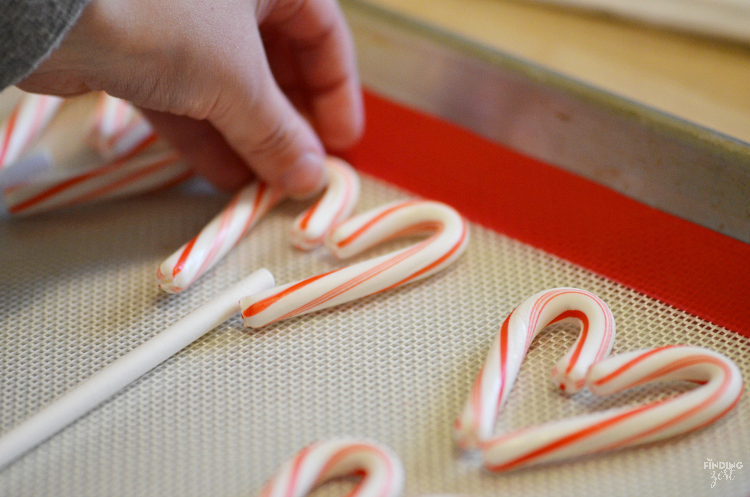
<box><xmin>345</xmin><ymin>0</ymin><xmax>750</xmax><ymax>244</ymax></box>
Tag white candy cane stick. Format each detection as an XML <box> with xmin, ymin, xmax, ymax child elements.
<box><xmin>3</xmin><ymin>142</ymin><xmax>189</xmax><ymax>216</ymax></box>
<box><xmin>455</xmin><ymin>288</ymin><xmax>616</xmax><ymax>450</ymax></box>
<box><xmin>241</xmin><ymin>199</ymin><xmax>469</xmax><ymax>328</ymax></box>
<box><xmin>482</xmin><ymin>345</ymin><xmax>744</xmax><ymax>472</ymax></box>
<box><xmin>157</xmin><ymin>157</ymin><xmax>359</xmax><ymax>293</ymax></box>
<box><xmin>259</xmin><ymin>439</ymin><xmax>405</xmax><ymax>497</ymax></box>
<box><xmin>0</xmin><ymin>269</ymin><xmax>275</xmax><ymax>470</ymax></box>
<box><xmin>157</xmin><ymin>181</ymin><xmax>283</xmax><ymax>293</ymax></box>
<box><xmin>0</xmin><ymin>93</ymin><xmax>63</xmax><ymax>169</ymax></box>
<box><xmin>290</xmin><ymin>156</ymin><xmax>360</xmax><ymax>250</ymax></box>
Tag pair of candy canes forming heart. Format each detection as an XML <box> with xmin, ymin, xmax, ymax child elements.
<box><xmin>454</xmin><ymin>288</ymin><xmax>743</xmax><ymax>472</ymax></box>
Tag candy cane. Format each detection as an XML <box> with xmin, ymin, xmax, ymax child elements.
<box><xmin>0</xmin><ymin>269</ymin><xmax>275</xmax><ymax>470</ymax></box>
<box><xmin>258</xmin><ymin>439</ymin><xmax>405</xmax><ymax>497</ymax></box>
<box><xmin>482</xmin><ymin>345</ymin><xmax>743</xmax><ymax>472</ymax></box>
<box><xmin>157</xmin><ymin>156</ymin><xmax>359</xmax><ymax>294</ymax></box>
<box><xmin>455</xmin><ymin>288</ymin><xmax>616</xmax><ymax>450</ymax></box>
<box><xmin>91</xmin><ymin>93</ymin><xmax>135</xmax><ymax>145</ymax></box>
<box><xmin>0</xmin><ymin>93</ymin><xmax>63</xmax><ymax>169</ymax></box>
<box><xmin>90</xmin><ymin>93</ymin><xmax>157</xmax><ymax>161</ymax></box>
<box><xmin>156</xmin><ymin>180</ymin><xmax>283</xmax><ymax>293</ymax></box>
<box><xmin>2</xmin><ymin>142</ymin><xmax>190</xmax><ymax>217</ymax></box>
<box><xmin>290</xmin><ymin>156</ymin><xmax>360</xmax><ymax>250</ymax></box>
<box><xmin>241</xmin><ymin>199</ymin><xmax>469</xmax><ymax>328</ymax></box>
<box><xmin>0</xmin><ymin>93</ymin><xmax>114</xmax><ymax>188</ymax></box>
<box><xmin>98</xmin><ymin>115</ymin><xmax>157</xmax><ymax>162</ymax></box>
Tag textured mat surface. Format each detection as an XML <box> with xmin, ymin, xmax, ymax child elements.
<box><xmin>1</xmin><ymin>176</ymin><xmax>748</xmax><ymax>496</ymax></box>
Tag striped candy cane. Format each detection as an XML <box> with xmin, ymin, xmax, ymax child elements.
<box><xmin>3</xmin><ymin>143</ymin><xmax>189</xmax><ymax>217</ymax></box>
<box><xmin>0</xmin><ymin>93</ymin><xmax>63</xmax><ymax>169</ymax></box>
<box><xmin>91</xmin><ymin>93</ymin><xmax>135</xmax><ymax>144</ymax></box>
<box><xmin>157</xmin><ymin>156</ymin><xmax>359</xmax><ymax>294</ymax></box>
<box><xmin>258</xmin><ymin>439</ymin><xmax>405</xmax><ymax>497</ymax></box>
<box><xmin>157</xmin><ymin>181</ymin><xmax>283</xmax><ymax>293</ymax></box>
<box><xmin>90</xmin><ymin>94</ymin><xmax>157</xmax><ymax>161</ymax></box>
<box><xmin>290</xmin><ymin>156</ymin><xmax>360</xmax><ymax>250</ymax></box>
<box><xmin>98</xmin><ymin>116</ymin><xmax>157</xmax><ymax>162</ymax></box>
<box><xmin>482</xmin><ymin>345</ymin><xmax>743</xmax><ymax>472</ymax></box>
<box><xmin>241</xmin><ymin>199</ymin><xmax>469</xmax><ymax>328</ymax></box>
<box><xmin>455</xmin><ymin>288</ymin><xmax>616</xmax><ymax>450</ymax></box>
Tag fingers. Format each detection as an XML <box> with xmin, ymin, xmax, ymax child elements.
<box><xmin>141</xmin><ymin>110</ymin><xmax>254</xmax><ymax>191</ymax></box>
<box><xmin>263</xmin><ymin>0</ymin><xmax>364</xmax><ymax>151</ymax></box>
<box><xmin>206</xmin><ymin>24</ymin><xmax>328</xmax><ymax>198</ymax></box>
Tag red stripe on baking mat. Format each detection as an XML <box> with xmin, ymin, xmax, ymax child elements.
<box><xmin>343</xmin><ymin>91</ymin><xmax>750</xmax><ymax>338</ymax></box>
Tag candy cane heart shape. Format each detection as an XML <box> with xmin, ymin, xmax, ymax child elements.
<box><xmin>258</xmin><ymin>439</ymin><xmax>405</xmax><ymax>497</ymax></box>
<box><xmin>157</xmin><ymin>181</ymin><xmax>283</xmax><ymax>293</ymax></box>
<box><xmin>455</xmin><ymin>288</ymin><xmax>616</xmax><ymax>450</ymax></box>
<box><xmin>290</xmin><ymin>156</ymin><xmax>360</xmax><ymax>250</ymax></box>
<box><xmin>241</xmin><ymin>199</ymin><xmax>469</xmax><ymax>328</ymax></box>
<box><xmin>482</xmin><ymin>345</ymin><xmax>744</xmax><ymax>472</ymax></box>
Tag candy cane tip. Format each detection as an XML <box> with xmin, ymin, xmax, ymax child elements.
<box><xmin>551</xmin><ymin>369</ymin><xmax>586</xmax><ymax>394</ymax></box>
<box><xmin>156</xmin><ymin>266</ymin><xmax>182</xmax><ymax>294</ymax></box>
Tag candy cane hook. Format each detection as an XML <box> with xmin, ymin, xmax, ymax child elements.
<box><xmin>290</xmin><ymin>156</ymin><xmax>360</xmax><ymax>250</ymax></box>
<box><xmin>259</xmin><ymin>439</ymin><xmax>405</xmax><ymax>497</ymax></box>
<box><xmin>455</xmin><ymin>288</ymin><xmax>616</xmax><ymax>449</ymax></box>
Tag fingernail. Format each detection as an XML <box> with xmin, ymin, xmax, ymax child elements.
<box><xmin>280</xmin><ymin>152</ymin><xmax>327</xmax><ymax>200</ymax></box>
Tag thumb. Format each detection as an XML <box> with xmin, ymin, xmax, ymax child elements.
<box><xmin>209</xmin><ymin>38</ymin><xmax>327</xmax><ymax>198</ymax></box>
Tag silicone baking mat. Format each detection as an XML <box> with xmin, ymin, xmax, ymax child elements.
<box><xmin>1</xmin><ymin>92</ymin><xmax>748</xmax><ymax>496</ymax></box>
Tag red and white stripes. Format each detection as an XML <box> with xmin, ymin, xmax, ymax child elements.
<box><xmin>0</xmin><ymin>93</ymin><xmax>63</xmax><ymax>169</ymax></box>
<box><xmin>455</xmin><ymin>288</ymin><xmax>616</xmax><ymax>450</ymax></box>
<box><xmin>481</xmin><ymin>345</ymin><xmax>743</xmax><ymax>472</ymax></box>
<box><xmin>240</xmin><ymin>199</ymin><xmax>469</xmax><ymax>328</ymax></box>
<box><xmin>3</xmin><ymin>142</ymin><xmax>189</xmax><ymax>217</ymax></box>
<box><xmin>91</xmin><ymin>93</ymin><xmax>134</xmax><ymax>145</ymax></box>
<box><xmin>90</xmin><ymin>93</ymin><xmax>156</xmax><ymax>161</ymax></box>
<box><xmin>258</xmin><ymin>439</ymin><xmax>404</xmax><ymax>497</ymax></box>
<box><xmin>157</xmin><ymin>156</ymin><xmax>361</xmax><ymax>293</ymax></box>
<box><xmin>157</xmin><ymin>181</ymin><xmax>283</xmax><ymax>293</ymax></box>
<box><xmin>290</xmin><ymin>156</ymin><xmax>360</xmax><ymax>250</ymax></box>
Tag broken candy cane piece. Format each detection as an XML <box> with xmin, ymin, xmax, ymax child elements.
<box><xmin>455</xmin><ymin>288</ymin><xmax>616</xmax><ymax>449</ymax></box>
<box><xmin>241</xmin><ymin>199</ymin><xmax>469</xmax><ymax>328</ymax></box>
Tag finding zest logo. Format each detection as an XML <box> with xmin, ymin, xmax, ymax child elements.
<box><xmin>704</xmin><ymin>459</ymin><xmax>743</xmax><ymax>488</ymax></box>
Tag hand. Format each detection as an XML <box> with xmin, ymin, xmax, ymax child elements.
<box><xmin>18</xmin><ymin>0</ymin><xmax>364</xmax><ymax>196</ymax></box>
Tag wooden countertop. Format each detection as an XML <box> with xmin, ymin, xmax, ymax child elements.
<box><xmin>362</xmin><ymin>0</ymin><xmax>750</xmax><ymax>144</ymax></box>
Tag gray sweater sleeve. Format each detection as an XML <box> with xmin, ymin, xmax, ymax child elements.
<box><xmin>1</xmin><ymin>0</ymin><xmax>90</xmax><ymax>90</ymax></box>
